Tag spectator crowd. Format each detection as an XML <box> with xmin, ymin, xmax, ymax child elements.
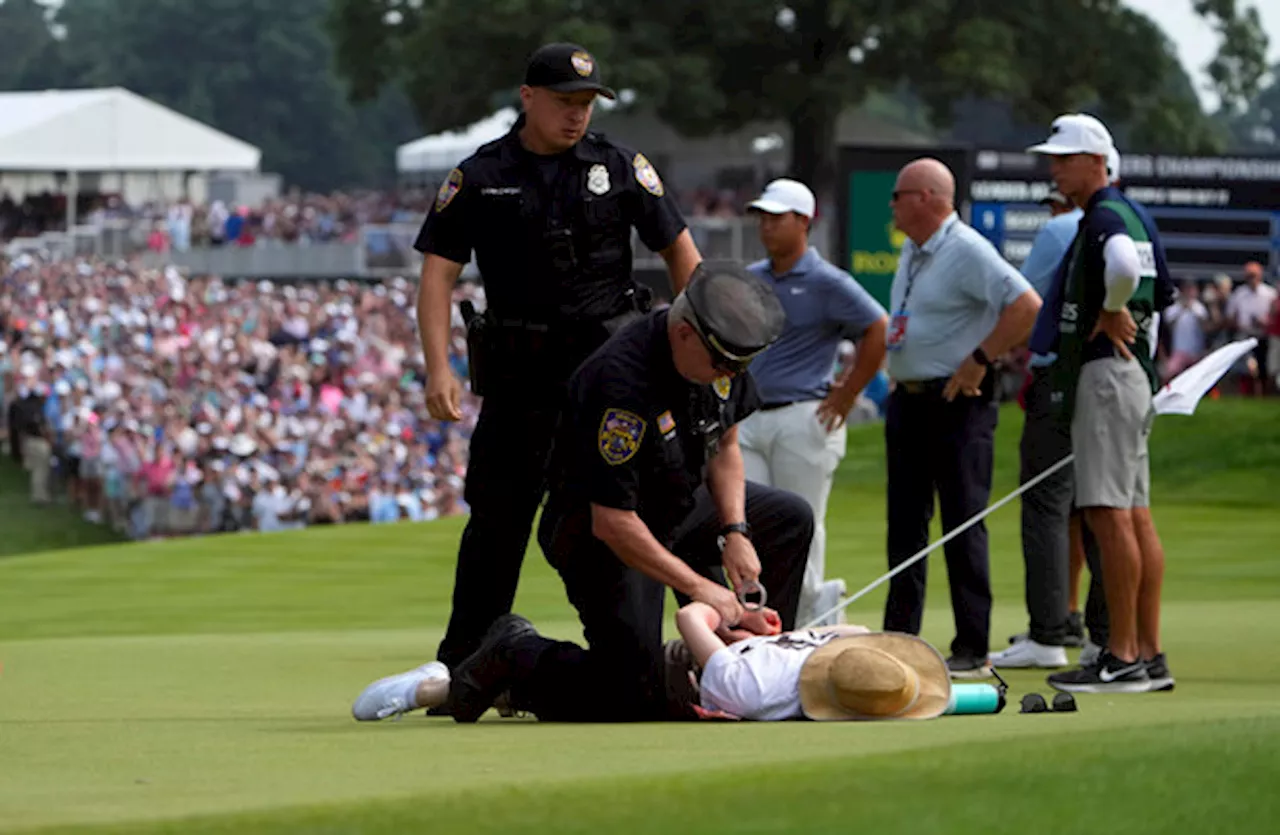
<box><xmin>1</xmin><ymin>252</ymin><xmax>482</xmax><ymax>539</ymax></box>
<box><xmin>1</xmin><ymin>184</ymin><xmax>762</xmax><ymax>252</ymax></box>
<box><xmin>1</xmin><ymin>227</ymin><xmax>1276</xmax><ymax>546</ymax></box>
<box><xmin>1159</xmin><ymin>261</ymin><xmax>1280</xmax><ymax>396</ymax></box>
<box><xmin>1</xmin><ymin>189</ymin><xmax>435</xmax><ymax>251</ymax></box>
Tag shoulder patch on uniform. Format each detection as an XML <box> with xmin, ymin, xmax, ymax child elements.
<box><xmin>435</xmin><ymin>168</ymin><xmax>463</xmax><ymax>211</ymax></box>
<box><xmin>712</xmin><ymin>376</ymin><xmax>731</xmax><ymax>400</ymax></box>
<box><xmin>633</xmin><ymin>153</ymin><xmax>664</xmax><ymax>197</ymax></box>
<box><xmin>598</xmin><ymin>408</ymin><xmax>646</xmax><ymax>466</ymax></box>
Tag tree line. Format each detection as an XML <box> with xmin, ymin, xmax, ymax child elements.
<box><xmin>0</xmin><ymin>0</ymin><xmax>1273</xmax><ymax>195</ymax></box>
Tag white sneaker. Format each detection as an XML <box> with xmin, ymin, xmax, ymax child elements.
<box><xmin>808</xmin><ymin>579</ymin><xmax>848</xmax><ymax>627</ymax></box>
<box><xmin>351</xmin><ymin>661</ymin><xmax>449</xmax><ymax>721</ymax></box>
<box><xmin>1079</xmin><ymin>640</ymin><xmax>1102</xmax><ymax>669</ymax></box>
<box><xmin>989</xmin><ymin>638</ymin><xmax>1068</xmax><ymax>669</ymax></box>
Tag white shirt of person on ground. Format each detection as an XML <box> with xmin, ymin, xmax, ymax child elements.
<box><xmin>699</xmin><ymin>630</ymin><xmax>841</xmax><ymax>721</ymax></box>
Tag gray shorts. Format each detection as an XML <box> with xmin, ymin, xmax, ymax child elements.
<box><xmin>1072</xmin><ymin>357</ymin><xmax>1152</xmax><ymax>509</ymax></box>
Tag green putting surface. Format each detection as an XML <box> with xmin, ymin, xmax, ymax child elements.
<box><xmin>1</xmin><ymin>400</ymin><xmax>1277</xmax><ymax>833</ymax></box>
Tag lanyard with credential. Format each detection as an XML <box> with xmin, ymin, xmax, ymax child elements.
<box><xmin>895</xmin><ymin>222</ymin><xmax>955</xmax><ymax>317</ymax></box>
<box><xmin>888</xmin><ymin>222</ymin><xmax>953</xmax><ymax>351</ymax></box>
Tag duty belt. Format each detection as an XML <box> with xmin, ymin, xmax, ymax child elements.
<box><xmin>895</xmin><ymin>378</ymin><xmax>948</xmax><ymax>395</ymax></box>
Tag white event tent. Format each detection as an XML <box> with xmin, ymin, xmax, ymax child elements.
<box><xmin>396</xmin><ymin>107</ymin><xmax>519</xmax><ymax>176</ymax></box>
<box><xmin>0</xmin><ymin>87</ymin><xmax>261</xmax><ymax>227</ymax></box>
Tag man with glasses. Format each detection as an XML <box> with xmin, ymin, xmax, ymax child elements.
<box><xmin>882</xmin><ymin>158</ymin><xmax>1042</xmax><ymax>679</ymax></box>
<box><xmin>359</xmin><ymin>261</ymin><xmax>814</xmax><ymax>723</ymax></box>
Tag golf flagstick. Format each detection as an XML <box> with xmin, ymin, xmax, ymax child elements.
<box><xmin>800</xmin><ymin>337</ymin><xmax>1259</xmax><ymax>631</ymax></box>
<box><xmin>801</xmin><ymin>454</ymin><xmax>1075</xmax><ymax>630</ymax></box>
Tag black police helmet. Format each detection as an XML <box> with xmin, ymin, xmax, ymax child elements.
<box><xmin>681</xmin><ymin>260</ymin><xmax>787</xmax><ymax>373</ymax></box>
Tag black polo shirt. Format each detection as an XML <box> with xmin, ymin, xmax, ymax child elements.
<box><xmin>540</xmin><ymin>309</ymin><xmax>761</xmax><ymax>555</ymax></box>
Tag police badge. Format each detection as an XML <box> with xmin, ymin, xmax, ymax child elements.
<box><xmin>571</xmin><ymin>50</ymin><xmax>594</xmax><ymax>77</ymax></box>
<box><xmin>712</xmin><ymin>376</ymin><xmax>732</xmax><ymax>400</ymax></box>
<box><xmin>587</xmin><ymin>164</ymin><xmax>610</xmax><ymax>195</ymax></box>
<box><xmin>598</xmin><ymin>408</ymin><xmax>646</xmax><ymax>465</ymax></box>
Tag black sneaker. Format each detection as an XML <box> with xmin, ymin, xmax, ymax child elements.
<box><xmin>1047</xmin><ymin>651</ymin><xmax>1150</xmax><ymax>694</ymax></box>
<box><xmin>946</xmin><ymin>654</ymin><xmax>993</xmax><ymax>679</ymax></box>
<box><xmin>1064</xmin><ymin>611</ymin><xmax>1085</xmax><ymax>648</ymax></box>
<box><xmin>445</xmin><ymin>614</ymin><xmax>538</xmax><ymax>723</ymax></box>
<box><xmin>1145</xmin><ymin>653</ymin><xmax>1175</xmax><ymax>692</ymax></box>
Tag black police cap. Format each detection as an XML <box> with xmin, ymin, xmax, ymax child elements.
<box><xmin>525</xmin><ymin>43</ymin><xmax>617</xmax><ymax>100</ymax></box>
<box><xmin>682</xmin><ymin>260</ymin><xmax>786</xmax><ymax>370</ymax></box>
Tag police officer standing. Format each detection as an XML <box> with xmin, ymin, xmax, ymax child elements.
<box><xmin>409</xmin><ymin>44</ymin><xmax>703</xmax><ymax>678</ymax></box>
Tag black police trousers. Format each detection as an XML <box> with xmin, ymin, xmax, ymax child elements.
<box><xmin>506</xmin><ymin>482</ymin><xmax>813</xmax><ymax>722</ymax></box>
<box><xmin>883</xmin><ymin>385</ymin><xmax>997</xmax><ymax>659</ymax></box>
<box><xmin>435</xmin><ymin>389</ymin><xmax>562</xmax><ymax>668</ymax></box>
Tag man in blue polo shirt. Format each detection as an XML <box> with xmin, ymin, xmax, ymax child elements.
<box><xmin>739</xmin><ymin>179</ymin><xmax>889</xmax><ymax>627</ymax></box>
<box><xmin>992</xmin><ymin>189</ymin><xmax>1083</xmax><ymax>671</ymax></box>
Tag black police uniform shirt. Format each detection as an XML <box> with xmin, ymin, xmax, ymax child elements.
<box><xmin>539</xmin><ymin>309</ymin><xmax>761</xmax><ymax>557</ymax></box>
<box><xmin>413</xmin><ymin>113</ymin><xmax>687</xmax><ymax>324</ymax></box>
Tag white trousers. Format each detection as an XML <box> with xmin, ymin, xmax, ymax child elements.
<box><xmin>738</xmin><ymin>400</ymin><xmax>846</xmax><ymax>624</ymax></box>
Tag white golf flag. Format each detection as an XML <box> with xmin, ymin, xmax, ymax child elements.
<box><xmin>1152</xmin><ymin>338</ymin><xmax>1258</xmax><ymax>416</ymax></box>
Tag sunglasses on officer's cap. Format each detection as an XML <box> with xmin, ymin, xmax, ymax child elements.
<box><xmin>680</xmin><ymin>266</ymin><xmax>782</xmax><ymax>374</ymax></box>
<box><xmin>688</xmin><ymin>320</ymin><xmax>763</xmax><ymax>375</ymax></box>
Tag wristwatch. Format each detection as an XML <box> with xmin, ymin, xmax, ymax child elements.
<box><xmin>716</xmin><ymin>521</ymin><xmax>752</xmax><ymax>551</ymax></box>
<box><xmin>971</xmin><ymin>346</ymin><xmax>993</xmax><ymax>367</ymax></box>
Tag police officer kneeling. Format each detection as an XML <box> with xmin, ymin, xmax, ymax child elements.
<box><xmin>443</xmin><ymin>261</ymin><xmax>816</xmax><ymax>723</ymax></box>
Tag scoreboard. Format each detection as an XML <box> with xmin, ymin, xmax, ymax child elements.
<box><xmin>968</xmin><ymin>149</ymin><xmax>1280</xmax><ymax>281</ymax></box>
<box><xmin>836</xmin><ymin>145</ymin><xmax>1280</xmax><ymax>311</ymax></box>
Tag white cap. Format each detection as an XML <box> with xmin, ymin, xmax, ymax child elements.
<box><xmin>1027</xmin><ymin>114</ymin><xmax>1115</xmax><ymax>158</ymax></box>
<box><xmin>747</xmin><ymin>178</ymin><xmax>816</xmax><ymax>218</ymax></box>
<box><xmin>1107</xmin><ymin>147</ymin><xmax>1121</xmax><ymax>182</ymax></box>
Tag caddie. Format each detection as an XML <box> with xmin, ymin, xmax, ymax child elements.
<box><xmin>1025</xmin><ymin>113</ymin><xmax>1176</xmax><ymax>694</ymax></box>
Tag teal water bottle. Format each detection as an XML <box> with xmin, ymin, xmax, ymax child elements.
<box><xmin>943</xmin><ymin>683</ymin><xmax>1006</xmax><ymax>715</ymax></box>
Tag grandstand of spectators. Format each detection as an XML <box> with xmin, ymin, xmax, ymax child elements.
<box><xmin>1</xmin><ymin>252</ymin><xmax>482</xmax><ymax>538</ymax></box>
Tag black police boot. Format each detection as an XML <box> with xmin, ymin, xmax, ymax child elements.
<box><xmin>445</xmin><ymin>614</ymin><xmax>539</xmax><ymax>723</ymax></box>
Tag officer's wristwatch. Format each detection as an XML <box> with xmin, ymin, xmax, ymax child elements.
<box><xmin>716</xmin><ymin>521</ymin><xmax>752</xmax><ymax>551</ymax></box>
<box><xmin>972</xmin><ymin>346</ymin><xmax>993</xmax><ymax>367</ymax></box>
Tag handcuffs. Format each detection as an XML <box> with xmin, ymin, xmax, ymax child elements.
<box><xmin>736</xmin><ymin>579</ymin><xmax>767</xmax><ymax>612</ymax></box>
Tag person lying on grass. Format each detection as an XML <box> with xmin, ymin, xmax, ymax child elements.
<box><xmin>670</xmin><ymin>602</ymin><xmax>952</xmax><ymax>721</ymax></box>
<box><xmin>352</xmin><ymin>603</ymin><xmax>950</xmax><ymax>723</ymax></box>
